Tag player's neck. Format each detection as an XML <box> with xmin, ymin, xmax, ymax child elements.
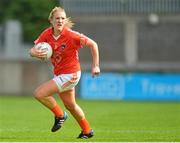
<box><xmin>53</xmin><ymin>28</ymin><xmax>62</xmax><ymax>37</ymax></box>
<box><xmin>53</xmin><ymin>31</ymin><xmax>60</xmax><ymax>37</ymax></box>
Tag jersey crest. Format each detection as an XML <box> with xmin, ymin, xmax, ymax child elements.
<box><xmin>60</xmin><ymin>43</ymin><xmax>66</xmax><ymax>50</ymax></box>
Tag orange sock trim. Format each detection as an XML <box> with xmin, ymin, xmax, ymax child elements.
<box><xmin>78</xmin><ymin>118</ymin><xmax>91</xmax><ymax>134</ymax></box>
<box><xmin>51</xmin><ymin>104</ymin><xmax>64</xmax><ymax>117</ymax></box>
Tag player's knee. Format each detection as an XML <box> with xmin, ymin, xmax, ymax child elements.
<box><xmin>33</xmin><ymin>89</ymin><xmax>44</xmax><ymax>100</ymax></box>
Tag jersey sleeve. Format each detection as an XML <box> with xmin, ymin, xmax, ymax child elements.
<box><xmin>70</xmin><ymin>30</ymin><xmax>89</xmax><ymax>49</ymax></box>
<box><xmin>34</xmin><ymin>29</ymin><xmax>48</xmax><ymax>44</ymax></box>
<box><xmin>80</xmin><ymin>34</ymin><xmax>89</xmax><ymax>46</ymax></box>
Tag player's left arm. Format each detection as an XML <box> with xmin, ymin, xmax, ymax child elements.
<box><xmin>80</xmin><ymin>36</ymin><xmax>100</xmax><ymax>77</ymax></box>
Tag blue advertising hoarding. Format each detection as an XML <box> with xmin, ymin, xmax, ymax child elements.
<box><xmin>80</xmin><ymin>73</ymin><xmax>180</xmax><ymax>101</ymax></box>
<box><xmin>80</xmin><ymin>73</ymin><xmax>125</xmax><ymax>100</ymax></box>
<box><xmin>124</xmin><ymin>73</ymin><xmax>180</xmax><ymax>100</ymax></box>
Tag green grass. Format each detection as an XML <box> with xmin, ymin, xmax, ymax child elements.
<box><xmin>0</xmin><ymin>95</ymin><xmax>180</xmax><ymax>142</ymax></box>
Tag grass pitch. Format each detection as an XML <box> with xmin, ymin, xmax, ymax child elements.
<box><xmin>0</xmin><ymin>95</ymin><xmax>179</xmax><ymax>142</ymax></box>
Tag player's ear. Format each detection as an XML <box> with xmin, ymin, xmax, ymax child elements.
<box><xmin>49</xmin><ymin>18</ymin><xmax>53</xmax><ymax>25</ymax></box>
<box><xmin>49</xmin><ymin>20</ymin><xmax>53</xmax><ymax>25</ymax></box>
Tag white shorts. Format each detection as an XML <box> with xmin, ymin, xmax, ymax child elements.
<box><xmin>53</xmin><ymin>71</ymin><xmax>81</xmax><ymax>93</ymax></box>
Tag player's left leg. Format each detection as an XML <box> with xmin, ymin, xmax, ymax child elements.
<box><xmin>59</xmin><ymin>89</ymin><xmax>94</xmax><ymax>139</ymax></box>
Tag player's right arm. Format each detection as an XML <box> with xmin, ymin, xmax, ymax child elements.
<box><xmin>29</xmin><ymin>28</ymin><xmax>48</xmax><ymax>59</ymax></box>
<box><xmin>29</xmin><ymin>47</ymin><xmax>47</xmax><ymax>59</ymax></box>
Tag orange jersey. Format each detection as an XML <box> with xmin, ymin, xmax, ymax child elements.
<box><xmin>34</xmin><ymin>27</ymin><xmax>88</xmax><ymax>75</ymax></box>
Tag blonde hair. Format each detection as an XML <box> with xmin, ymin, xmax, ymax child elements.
<box><xmin>48</xmin><ymin>6</ymin><xmax>74</xmax><ymax>28</ymax></box>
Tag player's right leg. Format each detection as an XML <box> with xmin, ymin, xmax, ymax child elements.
<box><xmin>33</xmin><ymin>79</ymin><xmax>67</xmax><ymax>132</ymax></box>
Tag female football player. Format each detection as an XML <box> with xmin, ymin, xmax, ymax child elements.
<box><xmin>29</xmin><ymin>6</ymin><xmax>100</xmax><ymax>139</ymax></box>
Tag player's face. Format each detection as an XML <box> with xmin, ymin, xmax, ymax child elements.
<box><xmin>51</xmin><ymin>10</ymin><xmax>66</xmax><ymax>32</ymax></box>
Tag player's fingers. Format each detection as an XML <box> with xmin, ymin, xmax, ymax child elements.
<box><xmin>37</xmin><ymin>51</ymin><xmax>47</xmax><ymax>57</ymax></box>
<box><xmin>92</xmin><ymin>71</ymin><xmax>100</xmax><ymax>77</ymax></box>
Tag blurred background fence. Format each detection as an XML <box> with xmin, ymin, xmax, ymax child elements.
<box><xmin>63</xmin><ymin>0</ymin><xmax>180</xmax><ymax>15</ymax></box>
<box><xmin>0</xmin><ymin>0</ymin><xmax>180</xmax><ymax>100</ymax></box>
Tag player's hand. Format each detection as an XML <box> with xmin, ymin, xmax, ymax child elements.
<box><xmin>91</xmin><ymin>66</ymin><xmax>100</xmax><ymax>77</ymax></box>
<box><xmin>29</xmin><ymin>47</ymin><xmax>47</xmax><ymax>60</ymax></box>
